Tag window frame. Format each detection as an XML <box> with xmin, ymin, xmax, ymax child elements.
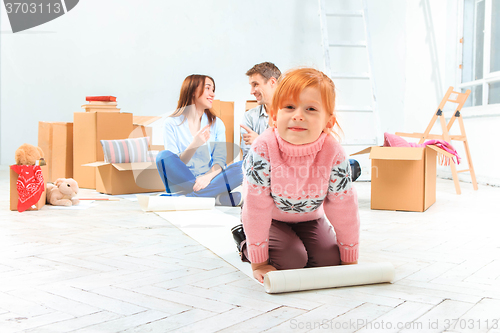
<box><xmin>457</xmin><ymin>0</ymin><xmax>500</xmax><ymax>115</ymax></box>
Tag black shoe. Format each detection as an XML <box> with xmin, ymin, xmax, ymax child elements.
<box><xmin>349</xmin><ymin>159</ymin><xmax>361</xmax><ymax>182</ymax></box>
<box><xmin>231</xmin><ymin>224</ymin><xmax>246</xmax><ymax>253</ymax></box>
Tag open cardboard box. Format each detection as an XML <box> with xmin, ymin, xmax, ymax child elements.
<box><xmin>352</xmin><ymin>145</ymin><xmax>455</xmax><ymax>212</ymax></box>
<box><xmin>83</xmin><ymin>161</ymin><xmax>164</xmax><ymax>195</ymax></box>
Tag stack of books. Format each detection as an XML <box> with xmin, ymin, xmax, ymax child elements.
<box><xmin>82</xmin><ymin>96</ymin><xmax>120</xmax><ymax>112</ymax></box>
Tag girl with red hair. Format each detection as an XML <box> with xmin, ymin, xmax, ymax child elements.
<box><xmin>241</xmin><ymin>68</ymin><xmax>360</xmax><ymax>282</ymax></box>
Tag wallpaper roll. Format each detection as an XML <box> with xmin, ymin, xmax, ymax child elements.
<box><xmin>263</xmin><ymin>262</ymin><xmax>395</xmax><ymax>294</ymax></box>
<box><xmin>137</xmin><ymin>195</ymin><xmax>215</xmax><ymax>212</ymax></box>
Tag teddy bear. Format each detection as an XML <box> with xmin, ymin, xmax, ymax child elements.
<box><xmin>46</xmin><ymin>178</ymin><xmax>80</xmax><ymax>206</ymax></box>
<box><xmin>15</xmin><ymin>143</ymin><xmax>46</xmax><ymax>166</ymax></box>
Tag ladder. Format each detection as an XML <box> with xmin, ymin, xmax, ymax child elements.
<box><xmin>318</xmin><ymin>0</ymin><xmax>382</xmax><ymax>180</ymax></box>
<box><xmin>396</xmin><ymin>87</ymin><xmax>478</xmax><ymax>195</ymax></box>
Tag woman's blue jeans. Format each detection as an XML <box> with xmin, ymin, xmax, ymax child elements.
<box><xmin>156</xmin><ymin>150</ymin><xmax>243</xmax><ymax>198</ymax></box>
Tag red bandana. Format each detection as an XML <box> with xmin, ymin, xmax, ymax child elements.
<box><xmin>10</xmin><ymin>165</ymin><xmax>45</xmax><ymax>212</ymax></box>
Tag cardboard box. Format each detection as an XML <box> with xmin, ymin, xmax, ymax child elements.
<box><xmin>131</xmin><ymin>116</ymin><xmax>162</xmax><ymax>144</ymax></box>
<box><xmin>73</xmin><ymin>112</ymin><xmax>134</xmax><ymax>189</ymax></box>
<box><xmin>81</xmin><ymin>104</ymin><xmax>121</xmax><ymax>112</ymax></box>
<box><xmin>133</xmin><ymin>116</ymin><xmax>161</xmax><ymax>127</ymax></box>
<box><xmin>10</xmin><ymin>165</ymin><xmax>48</xmax><ymax>211</ymax></box>
<box><xmin>84</xmin><ymin>161</ymin><xmax>164</xmax><ymax>195</ymax></box>
<box><xmin>245</xmin><ymin>100</ymin><xmax>259</xmax><ymax>111</ymax></box>
<box><xmin>211</xmin><ymin>100</ymin><xmax>236</xmax><ymax>164</ymax></box>
<box><xmin>352</xmin><ymin>146</ymin><xmax>453</xmax><ymax>212</ymax></box>
<box><xmin>38</xmin><ymin>122</ymin><xmax>73</xmax><ymax>182</ymax></box>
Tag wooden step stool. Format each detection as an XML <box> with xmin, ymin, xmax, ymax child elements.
<box><xmin>396</xmin><ymin>86</ymin><xmax>478</xmax><ymax>194</ymax></box>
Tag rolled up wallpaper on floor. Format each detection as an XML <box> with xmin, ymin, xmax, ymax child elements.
<box><xmin>264</xmin><ymin>262</ymin><xmax>395</xmax><ymax>294</ymax></box>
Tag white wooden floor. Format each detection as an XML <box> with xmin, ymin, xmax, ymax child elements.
<box><xmin>1</xmin><ymin>164</ymin><xmax>499</xmax><ymax>333</ymax></box>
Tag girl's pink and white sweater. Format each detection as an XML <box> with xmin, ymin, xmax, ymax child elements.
<box><xmin>242</xmin><ymin>128</ymin><xmax>360</xmax><ymax>264</ymax></box>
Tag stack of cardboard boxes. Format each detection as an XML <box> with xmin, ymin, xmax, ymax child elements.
<box><xmin>30</xmin><ymin>98</ymin><xmax>236</xmax><ymax>198</ymax></box>
<box><xmin>74</xmin><ymin>111</ymin><xmax>140</xmax><ymax>193</ymax></box>
<box><xmin>75</xmin><ymin>96</ymin><xmax>165</xmax><ymax>194</ymax></box>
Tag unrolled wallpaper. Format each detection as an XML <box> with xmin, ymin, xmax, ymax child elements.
<box><xmin>137</xmin><ymin>195</ymin><xmax>215</xmax><ymax>212</ymax></box>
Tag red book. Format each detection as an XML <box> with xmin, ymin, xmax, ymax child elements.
<box><xmin>86</xmin><ymin>96</ymin><xmax>117</xmax><ymax>102</ymax></box>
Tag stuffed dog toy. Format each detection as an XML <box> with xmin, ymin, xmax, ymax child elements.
<box><xmin>46</xmin><ymin>178</ymin><xmax>79</xmax><ymax>206</ymax></box>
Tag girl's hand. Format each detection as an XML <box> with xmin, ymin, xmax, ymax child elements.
<box><xmin>341</xmin><ymin>260</ymin><xmax>358</xmax><ymax>265</ymax></box>
<box><xmin>192</xmin><ymin>124</ymin><xmax>211</xmax><ymax>148</ymax></box>
<box><xmin>193</xmin><ymin>173</ymin><xmax>214</xmax><ymax>192</ymax></box>
<box><xmin>251</xmin><ymin>261</ymin><xmax>277</xmax><ymax>283</ymax></box>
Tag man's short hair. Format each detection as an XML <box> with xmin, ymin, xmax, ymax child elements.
<box><xmin>246</xmin><ymin>62</ymin><xmax>281</xmax><ymax>82</ymax></box>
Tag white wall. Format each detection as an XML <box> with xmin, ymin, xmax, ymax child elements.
<box><xmin>0</xmin><ymin>0</ymin><xmax>411</xmax><ymax>168</ymax></box>
<box><xmin>452</xmin><ymin>116</ymin><xmax>500</xmax><ymax>186</ymax></box>
<box><xmin>0</xmin><ymin>0</ymin><xmax>324</xmax><ymax>164</ymax></box>
<box><xmin>402</xmin><ymin>0</ymin><xmax>459</xmax><ymax>132</ymax></box>
<box><xmin>365</xmin><ymin>0</ymin><xmax>407</xmax><ymax>135</ymax></box>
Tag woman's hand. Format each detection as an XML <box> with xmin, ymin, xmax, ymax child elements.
<box><xmin>192</xmin><ymin>124</ymin><xmax>211</xmax><ymax>148</ymax></box>
<box><xmin>193</xmin><ymin>173</ymin><xmax>214</xmax><ymax>192</ymax></box>
<box><xmin>251</xmin><ymin>261</ymin><xmax>277</xmax><ymax>283</ymax></box>
<box><xmin>179</xmin><ymin>124</ymin><xmax>211</xmax><ymax>165</ymax></box>
<box><xmin>192</xmin><ymin>164</ymin><xmax>222</xmax><ymax>192</ymax></box>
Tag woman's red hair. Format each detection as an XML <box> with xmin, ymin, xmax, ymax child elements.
<box><xmin>270</xmin><ymin>67</ymin><xmax>342</xmax><ymax>140</ymax></box>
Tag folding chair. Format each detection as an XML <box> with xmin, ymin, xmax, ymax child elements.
<box><xmin>396</xmin><ymin>86</ymin><xmax>478</xmax><ymax>195</ymax></box>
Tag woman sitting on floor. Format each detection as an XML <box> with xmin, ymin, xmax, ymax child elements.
<box><xmin>156</xmin><ymin>74</ymin><xmax>243</xmax><ymax>206</ymax></box>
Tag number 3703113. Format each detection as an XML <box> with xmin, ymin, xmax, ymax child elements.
<box><xmin>5</xmin><ymin>2</ymin><xmax>61</xmax><ymax>14</ymax></box>
<box><xmin>444</xmin><ymin>319</ymin><xmax>499</xmax><ymax>330</ymax></box>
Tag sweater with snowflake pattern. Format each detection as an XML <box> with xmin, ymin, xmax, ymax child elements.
<box><xmin>242</xmin><ymin>128</ymin><xmax>360</xmax><ymax>264</ymax></box>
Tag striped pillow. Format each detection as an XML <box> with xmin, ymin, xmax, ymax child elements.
<box><xmin>100</xmin><ymin>137</ymin><xmax>150</xmax><ymax>163</ymax></box>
